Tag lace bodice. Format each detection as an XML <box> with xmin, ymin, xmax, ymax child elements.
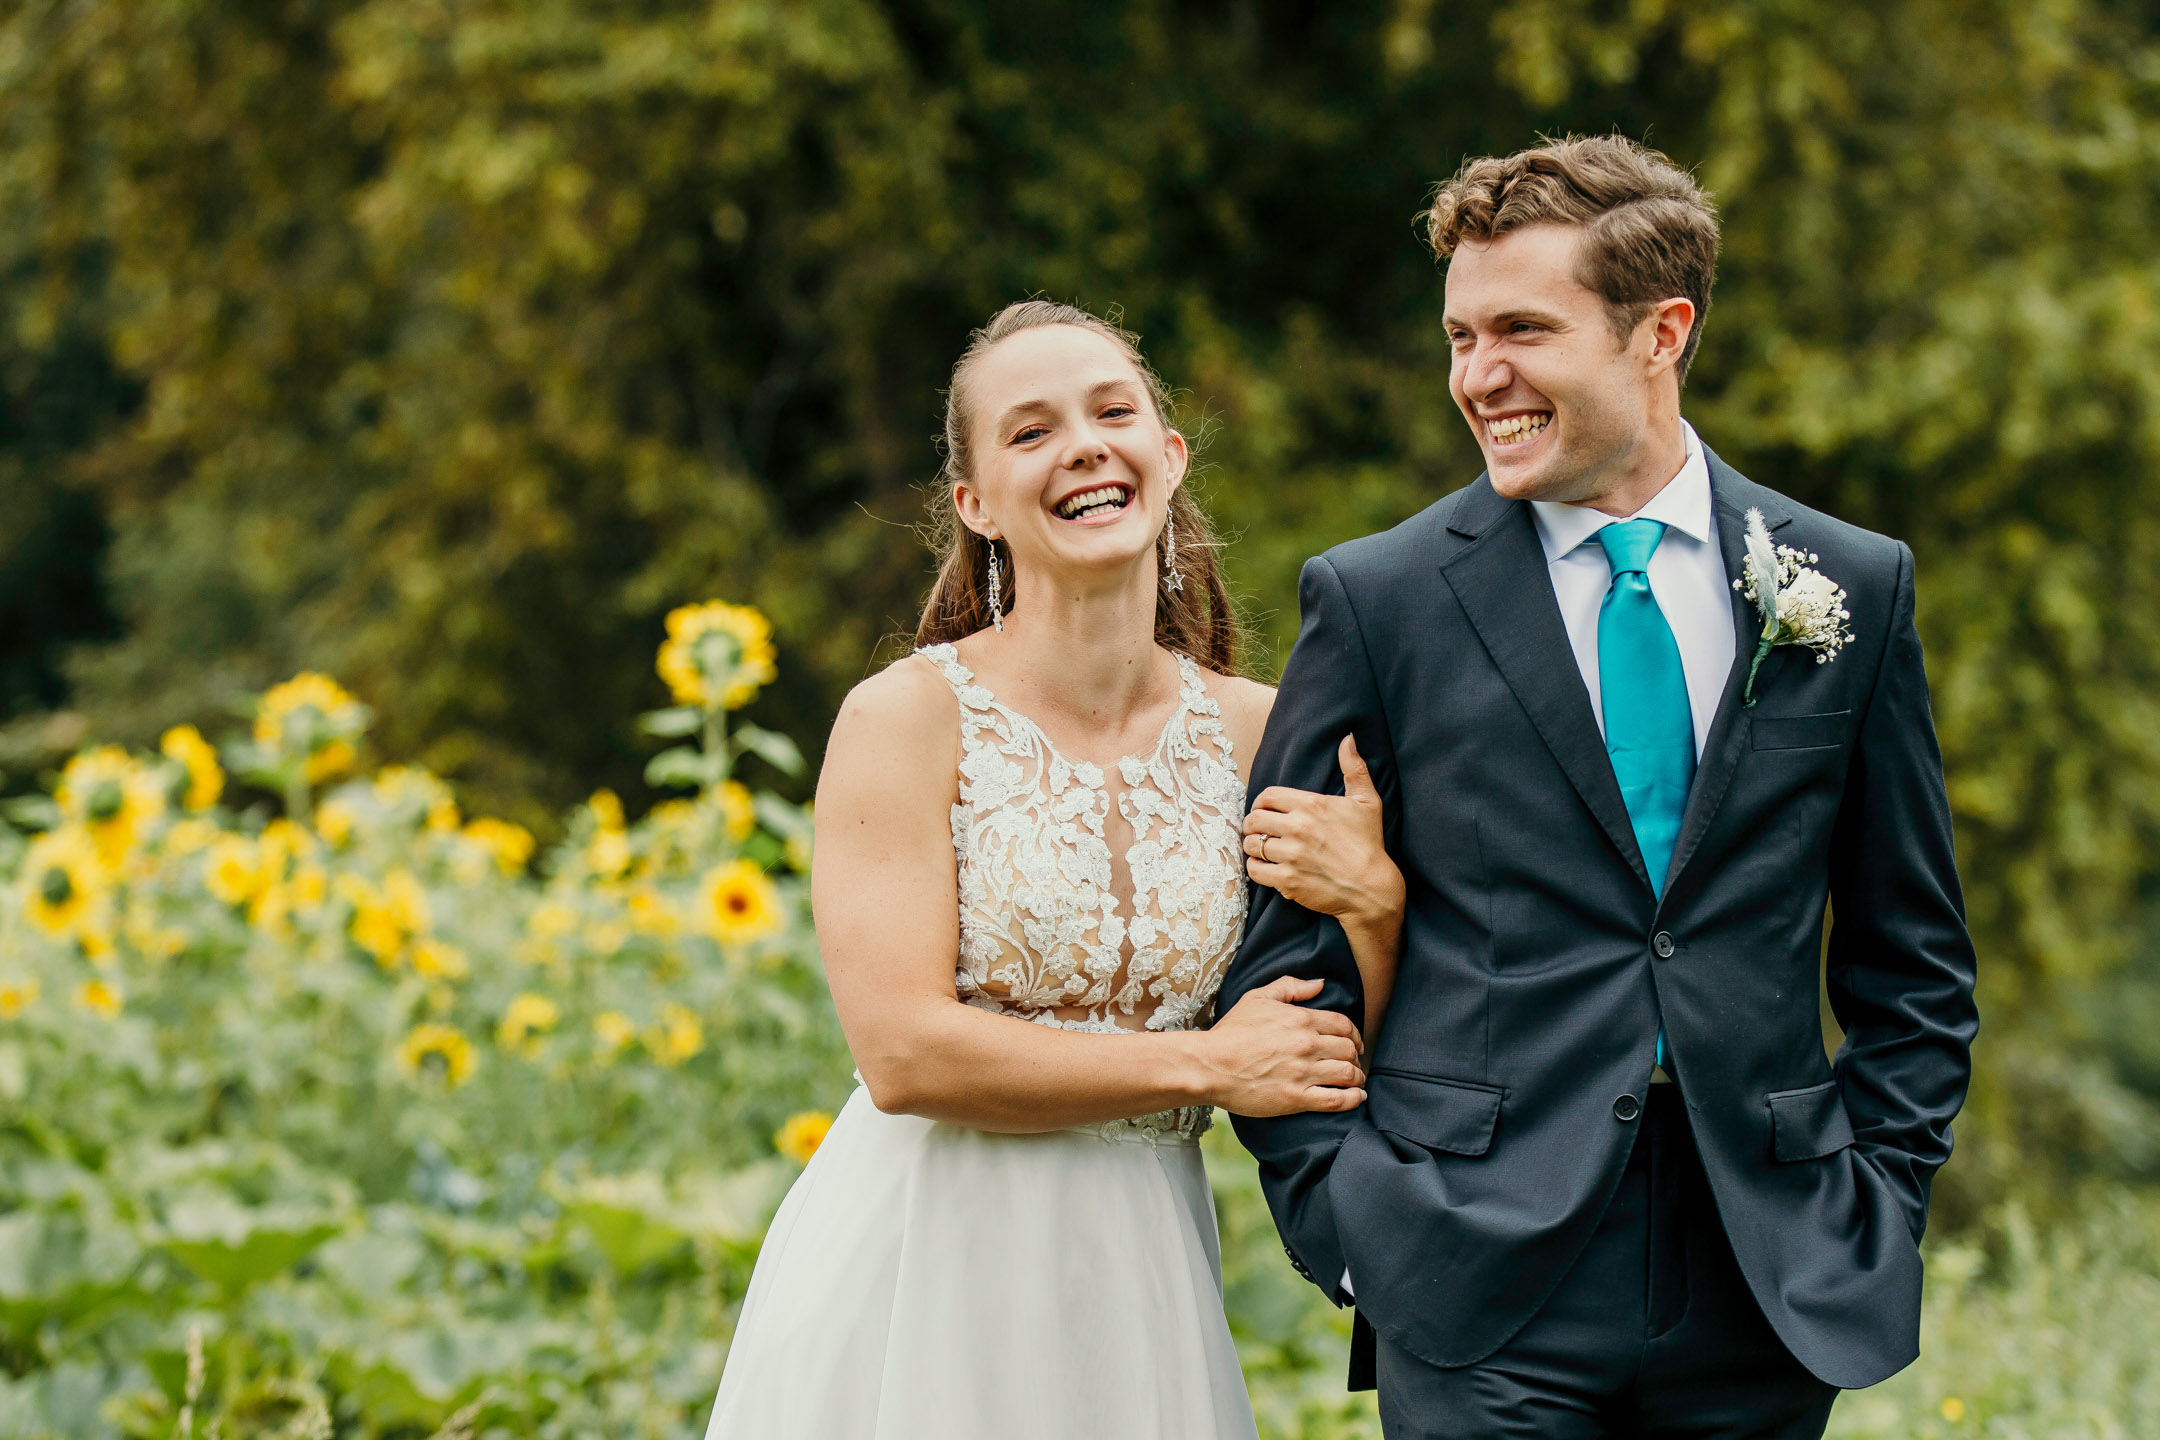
<box><xmin>918</xmin><ymin>643</ymin><xmax>1248</xmax><ymax>1140</ymax></box>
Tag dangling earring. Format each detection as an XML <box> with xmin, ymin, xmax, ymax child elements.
<box><xmin>986</xmin><ymin>540</ymin><xmax>1004</xmax><ymax>632</ymax></box>
<box><xmin>1162</xmin><ymin>513</ymin><xmax>1184</xmax><ymax>593</ymax></box>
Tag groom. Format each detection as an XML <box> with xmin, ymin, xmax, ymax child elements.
<box><xmin>1223</xmin><ymin>136</ymin><xmax>1978</xmax><ymax>1437</ymax></box>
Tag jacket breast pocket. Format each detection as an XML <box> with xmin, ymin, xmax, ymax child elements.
<box><xmin>1765</xmin><ymin>1079</ymin><xmax>1856</xmax><ymax>1162</ymax></box>
<box><xmin>1750</xmin><ymin>709</ymin><xmax>1852</xmax><ymax>752</ymax></box>
<box><xmin>1366</xmin><ymin>1069</ymin><xmax>1503</xmax><ymax>1157</ymax></box>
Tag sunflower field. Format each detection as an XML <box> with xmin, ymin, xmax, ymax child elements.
<box><xmin>0</xmin><ymin>604</ymin><xmax>854</xmax><ymax>1437</ymax></box>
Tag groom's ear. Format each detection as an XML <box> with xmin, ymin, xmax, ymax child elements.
<box><xmin>1644</xmin><ymin>297</ymin><xmax>1697</xmax><ymax>380</ymax></box>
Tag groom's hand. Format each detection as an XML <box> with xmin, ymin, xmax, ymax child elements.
<box><xmin>1197</xmin><ymin>975</ymin><xmax>1368</xmax><ymax>1117</ymax></box>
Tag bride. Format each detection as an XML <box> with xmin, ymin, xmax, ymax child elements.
<box><xmin>704</xmin><ymin>301</ymin><xmax>1407</xmax><ymax>1438</ymax></box>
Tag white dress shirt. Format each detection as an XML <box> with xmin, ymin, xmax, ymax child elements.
<box><xmin>1339</xmin><ymin>423</ymin><xmax>1730</xmax><ymax>1303</ymax></box>
<box><xmin>1527</xmin><ymin>421</ymin><xmax>1733</xmax><ymax>761</ymax></box>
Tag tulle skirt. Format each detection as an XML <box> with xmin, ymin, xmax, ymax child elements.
<box><xmin>704</xmin><ymin>1087</ymin><xmax>1259</xmax><ymax>1439</ymax></box>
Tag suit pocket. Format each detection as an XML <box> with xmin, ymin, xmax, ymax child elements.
<box><xmin>1766</xmin><ymin>1079</ymin><xmax>1856</xmax><ymax>1162</ymax></box>
<box><xmin>1750</xmin><ymin>710</ymin><xmax>1852</xmax><ymax>751</ymax></box>
<box><xmin>1366</xmin><ymin>1069</ymin><xmax>1503</xmax><ymax>1156</ymax></box>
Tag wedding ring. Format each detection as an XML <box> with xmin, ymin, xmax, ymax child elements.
<box><xmin>1258</xmin><ymin>835</ymin><xmax>1270</xmax><ymax>863</ymax></box>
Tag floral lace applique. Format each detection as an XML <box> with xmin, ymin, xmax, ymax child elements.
<box><xmin>918</xmin><ymin>643</ymin><xmax>1247</xmax><ymax>1141</ymax></box>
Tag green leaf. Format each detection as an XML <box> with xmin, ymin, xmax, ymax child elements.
<box><xmin>158</xmin><ymin>1193</ymin><xmax>345</xmax><ymax>1298</ymax></box>
<box><xmin>636</xmin><ymin>705</ymin><xmax>705</xmax><ymax>737</ymax></box>
<box><xmin>733</xmin><ymin>724</ymin><xmax>805</xmax><ymax>776</ymax></box>
<box><xmin>643</xmin><ymin>746</ymin><xmax>710</xmax><ymax>790</ymax></box>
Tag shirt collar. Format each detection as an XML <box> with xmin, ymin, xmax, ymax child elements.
<box><xmin>1528</xmin><ymin>421</ymin><xmax>1712</xmax><ymax>563</ymax></box>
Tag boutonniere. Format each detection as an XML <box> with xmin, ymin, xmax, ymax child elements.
<box><xmin>1733</xmin><ymin>508</ymin><xmax>1853</xmax><ymax>706</ymax></box>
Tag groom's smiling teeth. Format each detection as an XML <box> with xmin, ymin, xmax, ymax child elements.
<box><xmin>1487</xmin><ymin>413</ymin><xmax>1552</xmax><ymax>446</ymax></box>
<box><xmin>1054</xmin><ymin>484</ymin><xmax>1133</xmax><ymax>520</ymax></box>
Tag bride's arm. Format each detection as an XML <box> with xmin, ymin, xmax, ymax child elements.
<box><xmin>813</xmin><ymin>659</ymin><xmax>1367</xmax><ymax>1134</ymax></box>
<box><xmin>1240</xmin><ymin>735</ymin><xmax>1406</xmax><ymax>1044</ymax></box>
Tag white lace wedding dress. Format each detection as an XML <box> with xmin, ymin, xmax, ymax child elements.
<box><xmin>704</xmin><ymin>644</ymin><xmax>1259</xmax><ymax>1439</ymax></box>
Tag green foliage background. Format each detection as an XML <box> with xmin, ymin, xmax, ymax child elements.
<box><xmin>2</xmin><ymin>0</ymin><xmax>2160</xmax><ymax>1434</ymax></box>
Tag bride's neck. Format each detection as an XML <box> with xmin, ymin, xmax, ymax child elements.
<box><xmin>984</xmin><ymin>562</ymin><xmax>1171</xmax><ymax>731</ymax></box>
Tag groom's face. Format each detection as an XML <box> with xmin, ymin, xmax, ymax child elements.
<box><xmin>1445</xmin><ymin>223</ymin><xmax>1668</xmax><ymax>506</ymax></box>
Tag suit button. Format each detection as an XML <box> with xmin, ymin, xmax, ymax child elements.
<box><xmin>1613</xmin><ymin>1094</ymin><xmax>1641</xmax><ymax>1122</ymax></box>
<box><xmin>1653</xmin><ymin>931</ymin><xmax>1676</xmax><ymax>959</ymax></box>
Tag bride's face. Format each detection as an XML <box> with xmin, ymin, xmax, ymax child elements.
<box><xmin>954</xmin><ymin>324</ymin><xmax>1186</xmax><ymax>592</ymax></box>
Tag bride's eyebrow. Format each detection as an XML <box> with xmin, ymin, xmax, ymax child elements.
<box><xmin>990</xmin><ymin>380</ymin><xmax>1142</xmax><ymax>437</ymax></box>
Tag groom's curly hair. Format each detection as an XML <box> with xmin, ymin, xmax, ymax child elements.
<box><xmin>1426</xmin><ymin>135</ymin><xmax>1721</xmax><ymax>383</ymax></box>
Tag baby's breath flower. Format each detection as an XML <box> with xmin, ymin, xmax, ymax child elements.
<box><xmin>396</xmin><ymin>1022</ymin><xmax>476</xmax><ymax>1088</ymax></box>
<box><xmin>697</xmin><ymin>859</ymin><xmax>783</xmax><ymax>946</ymax></box>
<box><xmin>656</xmin><ymin>601</ymin><xmax>777</xmax><ymax>711</ymax></box>
<box><xmin>774</xmin><ymin>1110</ymin><xmax>834</xmax><ymax>1164</ymax></box>
<box><xmin>160</xmin><ymin>725</ymin><xmax>225</xmax><ymax>811</ymax></box>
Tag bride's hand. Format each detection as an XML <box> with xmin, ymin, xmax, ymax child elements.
<box><xmin>1196</xmin><ymin>975</ymin><xmax>1367</xmax><ymax>1116</ymax></box>
<box><xmin>1243</xmin><ymin>735</ymin><xmax>1404</xmax><ymax>926</ymax></box>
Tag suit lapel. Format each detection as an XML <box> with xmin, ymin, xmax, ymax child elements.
<box><xmin>1659</xmin><ymin>452</ymin><xmax>1795</xmax><ymax>902</ymax></box>
<box><xmin>1440</xmin><ymin>478</ymin><xmax>1652</xmax><ymax>892</ymax></box>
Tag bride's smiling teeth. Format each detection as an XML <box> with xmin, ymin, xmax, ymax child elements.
<box><xmin>1054</xmin><ymin>484</ymin><xmax>1133</xmax><ymax>520</ymax></box>
<box><xmin>1487</xmin><ymin>413</ymin><xmax>1552</xmax><ymax>446</ymax></box>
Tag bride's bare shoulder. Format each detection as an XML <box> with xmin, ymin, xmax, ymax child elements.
<box><xmin>1198</xmin><ymin>668</ymin><xmax>1276</xmax><ymax>770</ymax></box>
<box><xmin>823</xmin><ymin>652</ymin><xmax>962</xmax><ymax>788</ymax></box>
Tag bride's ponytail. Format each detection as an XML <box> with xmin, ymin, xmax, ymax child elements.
<box><xmin>914</xmin><ymin>301</ymin><xmax>1238</xmax><ymax>674</ymax></box>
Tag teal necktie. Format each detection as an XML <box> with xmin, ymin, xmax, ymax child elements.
<box><xmin>1595</xmin><ymin>520</ymin><xmax>1694</xmax><ymax>1069</ymax></box>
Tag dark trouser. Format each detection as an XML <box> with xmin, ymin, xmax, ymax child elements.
<box><xmin>1375</xmin><ymin>1086</ymin><xmax>1837</xmax><ymax>1439</ymax></box>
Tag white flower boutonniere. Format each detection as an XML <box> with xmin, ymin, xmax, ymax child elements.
<box><xmin>1733</xmin><ymin>508</ymin><xmax>1853</xmax><ymax>706</ymax></box>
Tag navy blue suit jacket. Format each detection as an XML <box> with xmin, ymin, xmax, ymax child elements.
<box><xmin>1221</xmin><ymin>453</ymin><xmax>1979</xmax><ymax>1391</ymax></box>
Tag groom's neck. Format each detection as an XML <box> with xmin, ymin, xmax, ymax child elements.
<box><xmin>1567</xmin><ymin>404</ymin><xmax>1689</xmax><ymax>519</ymax></box>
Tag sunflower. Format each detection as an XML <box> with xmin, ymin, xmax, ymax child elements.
<box><xmin>159</xmin><ymin>725</ymin><xmax>224</xmax><ymax>811</ymax></box>
<box><xmin>75</xmin><ymin>977</ymin><xmax>122</xmax><ymax>1020</ymax></box>
<box><xmin>313</xmin><ymin>798</ymin><xmax>358</xmax><ymax>849</ymax></box>
<box><xmin>410</xmin><ymin>938</ymin><xmax>469</xmax><ymax>981</ymax></box>
<box><xmin>696</xmin><ymin>859</ymin><xmax>783</xmax><ymax>945</ymax></box>
<box><xmin>655</xmin><ymin>601</ymin><xmax>777</xmax><ymax>711</ymax></box>
<box><xmin>496</xmin><ymin>992</ymin><xmax>560</xmax><ymax>1052</ymax></box>
<box><xmin>592</xmin><ymin>1010</ymin><xmax>637</xmax><ymax>1063</ymax></box>
<box><xmin>719</xmin><ymin>781</ymin><xmax>756</xmax><ymax>843</ymax></box>
<box><xmin>463</xmin><ymin>817</ymin><xmax>535</xmax><ymax>876</ymax></box>
<box><xmin>56</xmin><ymin>746</ymin><xmax>165</xmax><ymax>868</ymax></box>
<box><xmin>774</xmin><ymin>1110</ymin><xmax>835</xmax><ymax>1165</ymax></box>
<box><xmin>396</xmin><ymin>1023</ymin><xmax>476</xmax><ymax>1088</ymax></box>
<box><xmin>22</xmin><ymin>828</ymin><xmax>104</xmax><ymax>938</ymax></box>
<box><xmin>161</xmin><ymin>817</ymin><xmax>219</xmax><ymax>857</ymax></box>
<box><xmin>255</xmin><ymin>673</ymin><xmax>369</xmax><ymax>783</ymax></box>
<box><xmin>202</xmin><ymin>835</ymin><xmax>263</xmax><ymax>907</ymax></box>
<box><xmin>0</xmin><ymin>977</ymin><xmax>39</xmax><ymax>1019</ymax></box>
<box><xmin>645</xmin><ymin>1003</ymin><xmax>704</xmax><ymax>1066</ymax></box>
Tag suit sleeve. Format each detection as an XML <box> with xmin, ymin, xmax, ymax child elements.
<box><xmin>1825</xmin><ymin>540</ymin><xmax>1979</xmax><ymax>1244</ymax></box>
<box><xmin>1222</xmin><ymin>554</ymin><xmax>1399</xmax><ymax>1299</ymax></box>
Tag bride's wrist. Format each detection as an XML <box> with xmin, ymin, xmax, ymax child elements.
<box><xmin>1163</xmin><ymin>1030</ymin><xmax>1224</xmax><ymax>1108</ymax></box>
